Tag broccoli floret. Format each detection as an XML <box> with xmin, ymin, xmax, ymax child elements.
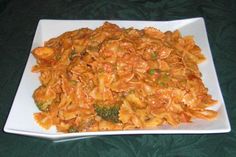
<box><xmin>94</xmin><ymin>104</ymin><xmax>120</xmax><ymax>123</ymax></box>
<box><xmin>36</xmin><ymin>101</ymin><xmax>51</xmax><ymax>112</ymax></box>
<box><xmin>68</xmin><ymin>126</ymin><xmax>78</xmax><ymax>133</ymax></box>
<box><xmin>69</xmin><ymin>50</ymin><xmax>78</xmax><ymax>60</ymax></box>
<box><xmin>33</xmin><ymin>86</ymin><xmax>54</xmax><ymax>112</ymax></box>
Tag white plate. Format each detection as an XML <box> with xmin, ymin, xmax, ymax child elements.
<box><xmin>4</xmin><ymin>18</ymin><xmax>231</xmax><ymax>140</ymax></box>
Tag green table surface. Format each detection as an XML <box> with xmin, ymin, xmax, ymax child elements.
<box><xmin>0</xmin><ymin>0</ymin><xmax>236</xmax><ymax>156</ymax></box>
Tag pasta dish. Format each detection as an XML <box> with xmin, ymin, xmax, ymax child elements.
<box><xmin>32</xmin><ymin>22</ymin><xmax>218</xmax><ymax>133</ymax></box>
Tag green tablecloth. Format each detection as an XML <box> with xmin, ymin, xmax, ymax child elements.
<box><xmin>0</xmin><ymin>0</ymin><xmax>235</xmax><ymax>156</ymax></box>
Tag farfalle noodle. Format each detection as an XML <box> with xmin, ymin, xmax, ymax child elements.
<box><xmin>32</xmin><ymin>22</ymin><xmax>218</xmax><ymax>133</ymax></box>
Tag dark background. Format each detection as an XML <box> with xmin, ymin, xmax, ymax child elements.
<box><xmin>0</xmin><ymin>0</ymin><xmax>236</xmax><ymax>156</ymax></box>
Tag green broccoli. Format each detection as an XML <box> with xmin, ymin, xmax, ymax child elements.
<box><xmin>68</xmin><ymin>126</ymin><xmax>78</xmax><ymax>133</ymax></box>
<box><xmin>69</xmin><ymin>50</ymin><xmax>77</xmax><ymax>60</ymax></box>
<box><xmin>36</xmin><ymin>101</ymin><xmax>51</xmax><ymax>112</ymax></box>
<box><xmin>157</xmin><ymin>72</ymin><xmax>170</xmax><ymax>87</ymax></box>
<box><xmin>94</xmin><ymin>104</ymin><xmax>120</xmax><ymax>123</ymax></box>
<box><xmin>33</xmin><ymin>86</ymin><xmax>54</xmax><ymax>112</ymax></box>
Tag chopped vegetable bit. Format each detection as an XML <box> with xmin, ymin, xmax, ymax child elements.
<box><xmin>158</xmin><ymin>81</ymin><xmax>166</xmax><ymax>87</ymax></box>
<box><xmin>94</xmin><ymin>104</ymin><xmax>120</xmax><ymax>123</ymax></box>
<box><xmin>70</xmin><ymin>80</ymin><xmax>78</xmax><ymax>85</ymax></box>
<box><xmin>68</xmin><ymin>126</ymin><xmax>78</xmax><ymax>133</ymax></box>
<box><xmin>162</xmin><ymin>73</ymin><xmax>170</xmax><ymax>81</ymax></box>
<box><xmin>157</xmin><ymin>73</ymin><xmax>170</xmax><ymax>87</ymax></box>
<box><xmin>69</xmin><ymin>50</ymin><xmax>77</xmax><ymax>60</ymax></box>
<box><xmin>151</xmin><ymin>52</ymin><xmax>157</xmax><ymax>60</ymax></box>
<box><xmin>55</xmin><ymin>54</ymin><xmax>61</xmax><ymax>60</ymax></box>
<box><xmin>148</xmin><ymin>69</ymin><xmax>156</xmax><ymax>75</ymax></box>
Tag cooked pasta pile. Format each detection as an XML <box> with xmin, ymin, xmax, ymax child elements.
<box><xmin>32</xmin><ymin>22</ymin><xmax>218</xmax><ymax>133</ymax></box>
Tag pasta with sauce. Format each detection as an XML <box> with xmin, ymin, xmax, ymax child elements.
<box><xmin>32</xmin><ymin>22</ymin><xmax>218</xmax><ymax>133</ymax></box>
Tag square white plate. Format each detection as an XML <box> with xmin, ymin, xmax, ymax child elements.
<box><xmin>4</xmin><ymin>18</ymin><xmax>231</xmax><ymax>140</ymax></box>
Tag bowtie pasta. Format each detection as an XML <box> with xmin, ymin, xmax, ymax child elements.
<box><xmin>32</xmin><ymin>22</ymin><xmax>217</xmax><ymax>133</ymax></box>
